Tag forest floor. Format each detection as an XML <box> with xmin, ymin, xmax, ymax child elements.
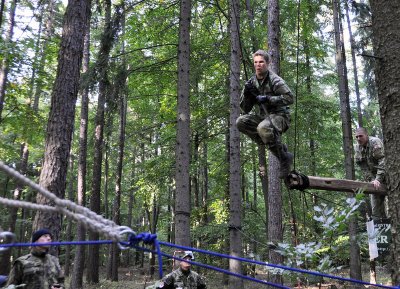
<box><xmin>80</xmin><ymin>264</ymin><xmax>393</xmax><ymax>289</ymax></box>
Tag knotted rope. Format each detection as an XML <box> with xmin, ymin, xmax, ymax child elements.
<box><xmin>0</xmin><ymin>161</ymin><xmax>134</xmax><ymax>242</ymax></box>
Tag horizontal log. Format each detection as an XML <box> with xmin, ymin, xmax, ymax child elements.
<box><xmin>286</xmin><ymin>173</ymin><xmax>387</xmax><ymax>195</ymax></box>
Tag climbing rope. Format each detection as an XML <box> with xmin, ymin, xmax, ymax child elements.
<box><xmin>0</xmin><ymin>161</ymin><xmax>134</xmax><ymax>242</ymax></box>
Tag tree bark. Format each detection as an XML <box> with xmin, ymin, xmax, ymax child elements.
<box><xmin>0</xmin><ymin>0</ymin><xmax>5</xmax><ymax>29</ymax></box>
<box><xmin>267</xmin><ymin>0</ymin><xmax>283</xmax><ymax>286</ymax></box>
<box><xmin>87</xmin><ymin>0</ymin><xmax>114</xmax><ymax>282</ymax></box>
<box><xmin>193</xmin><ymin>132</ymin><xmax>200</xmax><ymax>208</ymax></box>
<box><xmin>33</xmin><ymin>0</ymin><xmax>91</xmax><ymax>244</ymax></box>
<box><xmin>332</xmin><ymin>0</ymin><xmax>362</xmax><ymax>283</ymax></box>
<box><xmin>229</xmin><ymin>0</ymin><xmax>243</xmax><ymax>287</ymax></box>
<box><xmin>107</xmin><ymin>67</ymin><xmax>128</xmax><ymax>281</ymax></box>
<box><xmin>70</xmin><ymin>25</ymin><xmax>90</xmax><ymax>289</ymax></box>
<box><xmin>64</xmin><ymin>154</ymin><xmax>75</xmax><ymax>276</ymax></box>
<box><xmin>175</xmin><ymin>0</ymin><xmax>192</xmax><ymax>247</ymax></box>
<box><xmin>245</xmin><ymin>0</ymin><xmax>269</xmax><ymax>257</ymax></box>
<box><xmin>369</xmin><ymin>0</ymin><xmax>400</xmax><ymax>284</ymax></box>
<box><xmin>344</xmin><ymin>1</ymin><xmax>363</xmax><ymax>127</ymax></box>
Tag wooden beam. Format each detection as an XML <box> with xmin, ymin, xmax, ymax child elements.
<box><xmin>286</xmin><ymin>173</ymin><xmax>387</xmax><ymax>195</ymax></box>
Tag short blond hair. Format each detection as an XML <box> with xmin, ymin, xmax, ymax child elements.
<box><xmin>355</xmin><ymin>127</ymin><xmax>368</xmax><ymax>135</ymax></box>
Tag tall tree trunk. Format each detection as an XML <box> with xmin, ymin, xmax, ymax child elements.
<box><xmin>0</xmin><ymin>0</ymin><xmax>16</xmax><ymax>121</ymax></box>
<box><xmin>103</xmin><ymin>117</ymin><xmax>112</xmax><ymax>219</ymax></box>
<box><xmin>260</xmin><ymin>145</ymin><xmax>269</xmax><ymax>243</ymax></box>
<box><xmin>244</xmin><ymin>0</ymin><xmax>259</xmax><ymax>55</ymax></box>
<box><xmin>200</xmin><ymin>131</ymin><xmax>209</xmax><ymax>264</ymax></box>
<box><xmin>70</xmin><ymin>25</ymin><xmax>90</xmax><ymax>289</ymax></box>
<box><xmin>332</xmin><ymin>0</ymin><xmax>362</xmax><ymax>283</ymax></box>
<box><xmin>245</xmin><ymin>0</ymin><xmax>269</xmax><ymax>254</ymax></box>
<box><xmin>32</xmin><ymin>0</ymin><xmax>56</xmax><ymax>111</ymax></box>
<box><xmin>202</xmin><ymin>141</ymin><xmax>209</xmax><ymax>223</ymax></box>
<box><xmin>369</xmin><ymin>0</ymin><xmax>400</xmax><ymax>284</ymax></box>
<box><xmin>168</xmin><ymin>186</ymin><xmax>175</xmax><ymax>244</ymax></box>
<box><xmin>64</xmin><ymin>154</ymin><xmax>75</xmax><ymax>276</ymax></box>
<box><xmin>148</xmin><ymin>200</ymin><xmax>160</xmax><ymax>276</ymax></box>
<box><xmin>0</xmin><ymin>143</ymin><xmax>28</xmax><ymax>275</ymax></box>
<box><xmin>107</xmin><ymin>67</ymin><xmax>128</xmax><ymax>281</ymax></box>
<box><xmin>87</xmin><ymin>0</ymin><xmax>114</xmax><ymax>282</ymax></box>
<box><xmin>228</xmin><ymin>0</ymin><xmax>243</xmax><ymax>287</ymax></box>
<box><xmin>267</xmin><ymin>0</ymin><xmax>283</xmax><ymax>286</ymax></box>
<box><xmin>33</xmin><ymin>0</ymin><xmax>91</xmax><ymax>244</ymax></box>
<box><xmin>124</xmin><ymin>173</ymin><xmax>136</xmax><ymax>266</ymax></box>
<box><xmin>18</xmin><ymin>192</ymin><xmax>32</xmax><ymax>257</ymax></box>
<box><xmin>303</xmin><ymin>2</ymin><xmax>322</xmax><ymax>238</ymax></box>
<box><xmin>345</xmin><ymin>0</ymin><xmax>374</xmax><ymax>280</ymax></box>
<box><xmin>305</xmin><ymin>33</ymin><xmax>318</xmax><ymax>226</ymax></box>
<box><xmin>0</xmin><ymin>0</ymin><xmax>5</xmax><ymax>29</ymax></box>
<box><xmin>175</xmin><ymin>0</ymin><xmax>191</xmax><ymax>247</ymax></box>
<box><xmin>193</xmin><ymin>129</ymin><xmax>201</xmax><ymax>252</ymax></box>
<box><xmin>29</xmin><ymin>10</ymin><xmax>43</xmax><ymax>106</ymax></box>
<box><xmin>193</xmin><ymin>132</ymin><xmax>200</xmax><ymax>208</ymax></box>
<box><xmin>223</xmin><ymin>127</ymin><xmax>230</xmax><ymax>286</ymax></box>
<box><xmin>344</xmin><ymin>1</ymin><xmax>362</xmax><ymax>127</ymax></box>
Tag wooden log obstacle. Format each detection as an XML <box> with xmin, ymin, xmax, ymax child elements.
<box><xmin>286</xmin><ymin>171</ymin><xmax>387</xmax><ymax>195</ymax></box>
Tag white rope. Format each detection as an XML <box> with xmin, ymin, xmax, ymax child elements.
<box><xmin>0</xmin><ymin>161</ymin><xmax>134</xmax><ymax>242</ymax></box>
<box><xmin>0</xmin><ymin>197</ymin><xmax>58</xmax><ymax>212</ymax></box>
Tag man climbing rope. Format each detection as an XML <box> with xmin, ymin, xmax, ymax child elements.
<box><xmin>155</xmin><ymin>251</ymin><xmax>206</xmax><ymax>289</ymax></box>
<box><xmin>236</xmin><ymin>49</ymin><xmax>294</xmax><ymax>178</ymax></box>
<box><xmin>354</xmin><ymin>127</ymin><xmax>387</xmax><ymax>219</ymax></box>
<box><xmin>5</xmin><ymin>229</ymin><xmax>64</xmax><ymax>289</ymax></box>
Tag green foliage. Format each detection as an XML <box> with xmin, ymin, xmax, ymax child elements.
<box><xmin>272</xmin><ymin>194</ymin><xmax>364</xmax><ymax>277</ymax></box>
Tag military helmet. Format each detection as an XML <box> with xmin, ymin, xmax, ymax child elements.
<box><xmin>182</xmin><ymin>250</ymin><xmax>194</xmax><ymax>260</ymax></box>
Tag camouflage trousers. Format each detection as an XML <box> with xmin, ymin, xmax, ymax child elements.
<box><xmin>237</xmin><ymin>113</ymin><xmax>293</xmax><ymax>178</ymax></box>
<box><xmin>370</xmin><ymin>194</ymin><xmax>388</xmax><ymax>220</ymax></box>
<box><xmin>236</xmin><ymin>113</ymin><xmax>289</xmax><ymax>147</ymax></box>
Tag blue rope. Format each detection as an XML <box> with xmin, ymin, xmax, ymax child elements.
<box><xmin>161</xmin><ymin>252</ymin><xmax>290</xmax><ymax>289</ymax></box>
<box><xmin>1</xmin><ymin>235</ymin><xmax>399</xmax><ymax>289</ymax></box>
<box><xmin>121</xmin><ymin>244</ymin><xmax>289</xmax><ymax>289</ymax></box>
<box><xmin>158</xmin><ymin>241</ymin><xmax>400</xmax><ymax>289</ymax></box>
<box><xmin>0</xmin><ymin>240</ymin><xmax>114</xmax><ymax>248</ymax></box>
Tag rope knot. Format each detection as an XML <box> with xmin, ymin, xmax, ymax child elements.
<box><xmin>286</xmin><ymin>170</ymin><xmax>310</xmax><ymax>191</ymax></box>
<box><xmin>129</xmin><ymin>232</ymin><xmax>157</xmax><ymax>245</ymax></box>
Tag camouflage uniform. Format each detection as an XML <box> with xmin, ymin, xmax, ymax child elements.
<box><xmin>355</xmin><ymin>136</ymin><xmax>386</xmax><ymax>219</ymax></box>
<box><xmin>5</xmin><ymin>250</ymin><xmax>64</xmax><ymax>289</ymax></box>
<box><xmin>236</xmin><ymin>70</ymin><xmax>294</xmax><ymax>177</ymax></box>
<box><xmin>156</xmin><ymin>268</ymin><xmax>206</xmax><ymax>289</ymax></box>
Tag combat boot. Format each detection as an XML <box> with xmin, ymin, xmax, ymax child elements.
<box><xmin>268</xmin><ymin>143</ymin><xmax>293</xmax><ymax>179</ymax></box>
<box><xmin>279</xmin><ymin>151</ymin><xmax>293</xmax><ymax>179</ymax></box>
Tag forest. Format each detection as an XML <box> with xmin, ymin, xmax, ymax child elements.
<box><xmin>0</xmin><ymin>0</ymin><xmax>400</xmax><ymax>288</ymax></box>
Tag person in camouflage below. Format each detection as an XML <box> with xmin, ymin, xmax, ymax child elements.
<box><xmin>355</xmin><ymin>127</ymin><xmax>387</xmax><ymax>219</ymax></box>
<box><xmin>5</xmin><ymin>229</ymin><xmax>64</xmax><ymax>289</ymax></box>
<box><xmin>156</xmin><ymin>251</ymin><xmax>206</xmax><ymax>289</ymax></box>
<box><xmin>236</xmin><ymin>49</ymin><xmax>294</xmax><ymax>178</ymax></box>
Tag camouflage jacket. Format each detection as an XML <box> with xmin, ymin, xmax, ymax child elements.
<box><xmin>355</xmin><ymin>136</ymin><xmax>386</xmax><ymax>183</ymax></box>
<box><xmin>240</xmin><ymin>70</ymin><xmax>294</xmax><ymax>116</ymax></box>
<box><xmin>157</xmin><ymin>268</ymin><xmax>206</xmax><ymax>289</ymax></box>
<box><xmin>5</xmin><ymin>250</ymin><xmax>64</xmax><ymax>289</ymax></box>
